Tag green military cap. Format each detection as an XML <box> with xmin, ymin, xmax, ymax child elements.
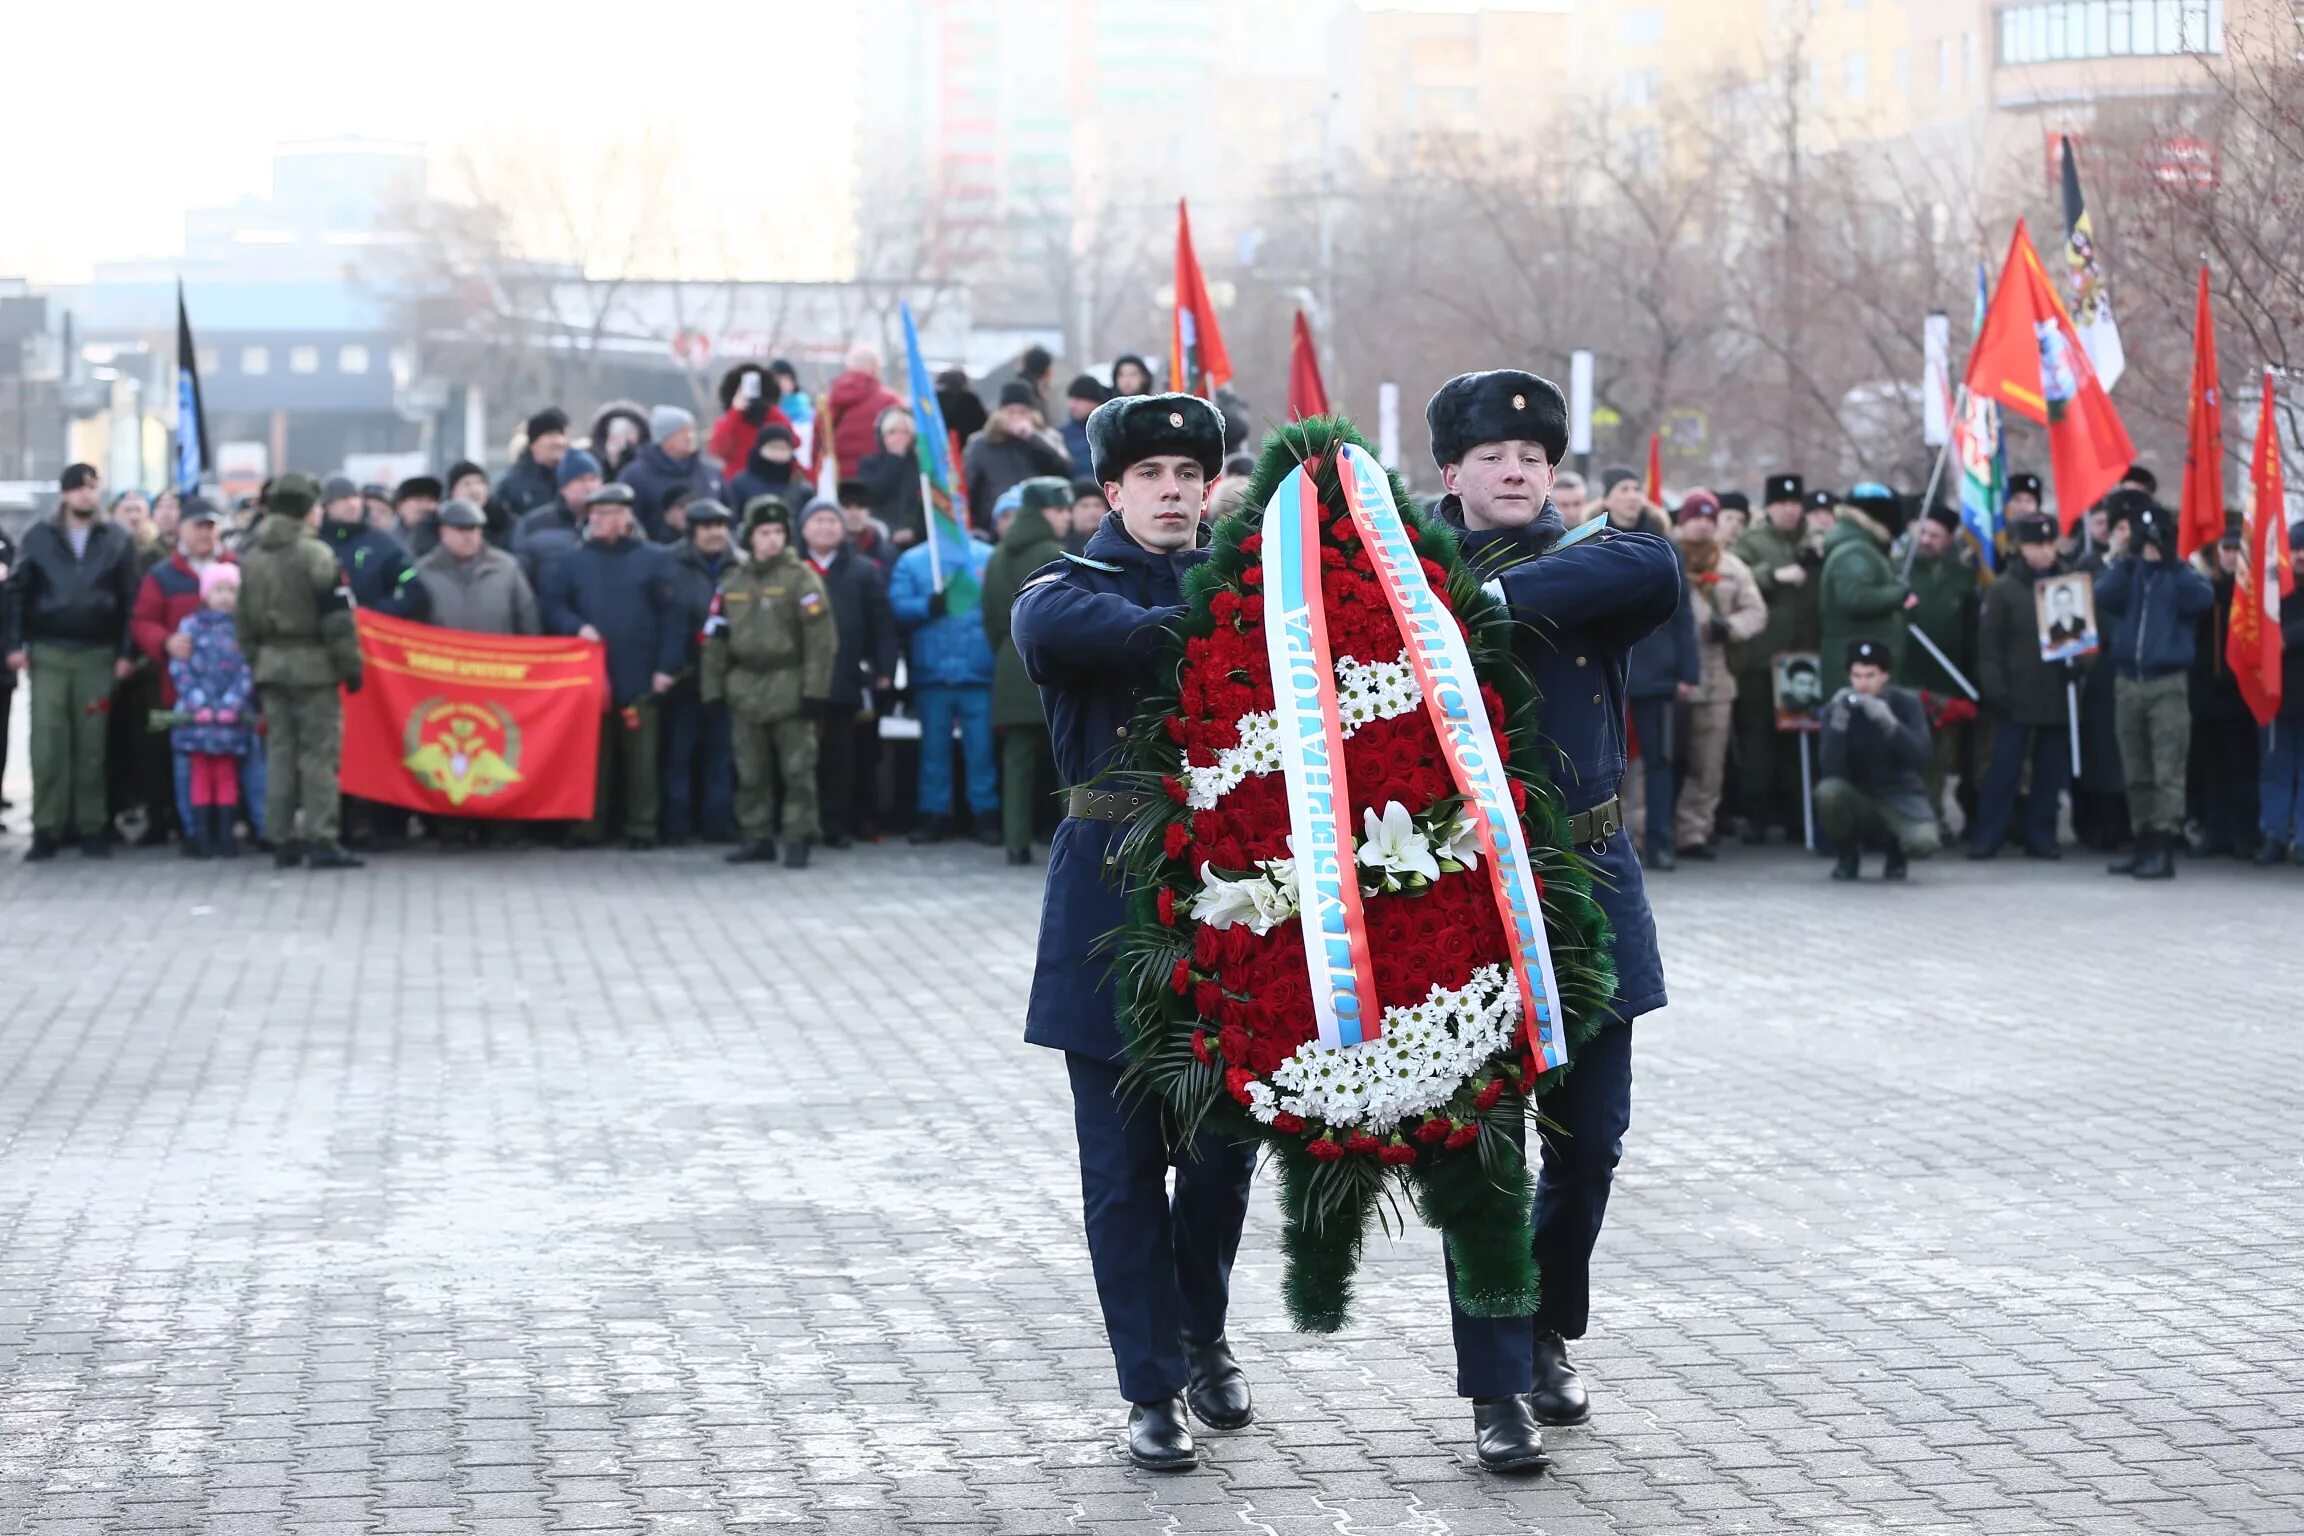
<box><xmin>741</xmin><ymin>494</ymin><xmax>793</xmax><ymax>533</ymax></box>
<box><xmin>1017</xmin><ymin>475</ymin><xmax>1075</xmax><ymax>513</ymax></box>
<box><xmin>266</xmin><ymin>472</ymin><xmax>323</xmax><ymax>516</ymax></box>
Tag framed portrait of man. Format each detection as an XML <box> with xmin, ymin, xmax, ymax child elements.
<box><xmin>1772</xmin><ymin>650</ymin><xmax>1824</xmax><ymax>733</ymax></box>
<box><xmin>2035</xmin><ymin>572</ymin><xmax>2099</xmax><ymax>663</ymax></box>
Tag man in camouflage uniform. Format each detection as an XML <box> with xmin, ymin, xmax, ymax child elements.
<box><xmin>703</xmin><ymin>496</ymin><xmax>836</xmax><ymax>868</ymax></box>
<box><xmin>235</xmin><ymin>472</ymin><xmax>365</xmax><ymax>869</ymax></box>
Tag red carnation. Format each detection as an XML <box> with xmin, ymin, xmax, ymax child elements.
<box><xmin>1239</xmin><ymin>533</ymin><xmax>1262</xmax><ymax>554</ymax></box>
<box><xmin>1307</xmin><ymin>1137</ymin><xmax>1343</xmax><ymax>1161</ymax></box>
<box><xmin>1510</xmin><ymin>781</ymin><xmax>1528</xmax><ymax>813</ymax></box>
<box><xmin>1241</xmin><ymin>566</ymin><xmax>1263</xmax><ymax>587</ymax></box>
<box><xmin>1170</xmin><ymin>958</ymin><xmax>1192</xmax><ymax>995</ymax></box>
<box><xmin>1163</xmin><ymin>822</ymin><xmax>1191</xmax><ymax>860</ymax></box>
<box><xmin>1379</xmin><ymin>1142</ymin><xmax>1418</xmax><ymax>1167</ymax></box>
<box><xmin>1162</xmin><ymin>775</ymin><xmax>1187</xmax><ymax>804</ymax></box>
<box><xmin>1445</xmin><ymin>1123</ymin><xmax>1479</xmax><ymax>1151</ymax></box>
<box><xmin>1419</xmin><ymin>558</ymin><xmax>1448</xmax><ymax>589</ymax></box>
<box><xmin>1191</xmin><ymin>1029</ymin><xmax>1212</xmax><ymax>1064</ymax></box>
<box><xmin>1474</xmin><ymin>1078</ymin><xmax>1505</xmax><ymax>1112</ymax></box>
<box><xmin>1272</xmin><ymin>1111</ymin><xmax>1307</xmax><ymax>1134</ymax></box>
<box><xmin>1415</xmin><ymin>1117</ymin><xmax>1454</xmax><ymax>1144</ymax></box>
<box><xmin>1224</xmin><ymin>1067</ymin><xmax>1255</xmax><ymax>1104</ymax></box>
<box><xmin>1164</xmin><ymin>716</ymin><xmax>1187</xmax><ymax>743</ymax></box>
<box><xmin>1344</xmin><ymin>1131</ymin><xmax>1383</xmax><ymax>1156</ymax></box>
<box><xmin>1157</xmin><ymin>886</ymin><xmax>1178</xmax><ymax>926</ymax></box>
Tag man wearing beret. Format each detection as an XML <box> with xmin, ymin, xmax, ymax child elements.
<box><xmin>1010</xmin><ymin>394</ymin><xmax>1256</xmax><ymax>1473</ymax></box>
<box><xmin>1970</xmin><ymin>512</ymin><xmax>2076</xmax><ymax>860</ymax></box>
<box><xmin>1816</xmin><ymin>638</ymin><xmax>1940</xmax><ymax>879</ymax></box>
<box><xmin>1430</xmin><ymin>369</ymin><xmax>1684</xmax><ymax>1470</ymax></box>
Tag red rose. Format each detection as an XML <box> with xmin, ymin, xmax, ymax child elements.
<box><xmin>1219</xmin><ymin>1024</ymin><xmax>1251</xmax><ymax>1064</ymax></box>
<box><xmin>1163</xmin><ymin>822</ymin><xmax>1191</xmax><ymax>861</ymax></box>
<box><xmin>1444</xmin><ymin>1124</ymin><xmax>1479</xmax><ymax>1151</ymax></box>
<box><xmin>1474</xmin><ymin>1078</ymin><xmax>1504</xmax><ymax>1112</ymax></box>
<box><xmin>1170</xmin><ymin>959</ymin><xmax>1191</xmax><ymax>995</ymax></box>
<box><xmin>1307</xmin><ymin>1137</ymin><xmax>1343</xmax><ymax>1161</ymax></box>
<box><xmin>1191</xmin><ymin>1029</ymin><xmax>1212</xmax><ymax>1064</ymax></box>
<box><xmin>1157</xmin><ymin>887</ymin><xmax>1178</xmax><ymax>926</ymax></box>
<box><xmin>1415</xmin><ymin>1117</ymin><xmax>1454</xmax><ymax>1144</ymax></box>
<box><xmin>1379</xmin><ymin>1142</ymin><xmax>1418</xmax><ymax>1167</ymax></box>
<box><xmin>1193</xmin><ymin>980</ymin><xmax>1225</xmax><ymax>1018</ymax></box>
<box><xmin>1272</xmin><ymin>1112</ymin><xmax>1307</xmax><ymax>1134</ymax></box>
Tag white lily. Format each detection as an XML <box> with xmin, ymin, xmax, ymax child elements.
<box><xmin>1438</xmin><ymin>811</ymin><xmax>1483</xmax><ymax>871</ymax></box>
<box><xmin>1189</xmin><ymin>864</ymin><xmax>1267</xmax><ymax>931</ymax></box>
<box><xmin>1358</xmin><ymin>800</ymin><xmax>1441</xmax><ymax>886</ymax></box>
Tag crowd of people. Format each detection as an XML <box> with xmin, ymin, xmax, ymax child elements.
<box><xmin>3</xmin><ymin>341</ymin><xmax>2299</xmax><ymax>880</ymax></box>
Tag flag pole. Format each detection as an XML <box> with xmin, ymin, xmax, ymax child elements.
<box><xmin>920</xmin><ymin>471</ymin><xmax>945</xmax><ymax>595</ymax></box>
<box><xmin>1900</xmin><ymin>384</ymin><xmax>1964</xmax><ymax>583</ymax></box>
<box><xmin>1800</xmin><ymin>734</ymin><xmax>1815</xmax><ymax>851</ymax></box>
<box><xmin>2067</xmin><ymin>680</ymin><xmax>2082</xmax><ymax>778</ymax></box>
<box><xmin>1906</xmin><ymin>622</ymin><xmax>1980</xmax><ymax>701</ymax></box>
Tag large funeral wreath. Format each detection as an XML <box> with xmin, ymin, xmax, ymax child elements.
<box><xmin>1108</xmin><ymin>419</ymin><xmax>1620</xmax><ymax>1333</ymax></box>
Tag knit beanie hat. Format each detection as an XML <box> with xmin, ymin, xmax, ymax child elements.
<box><xmin>198</xmin><ymin>563</ymin><xmax>241</xmax><ymax>597</ymax></box>
<box><xmin>649</xmin><ymin>404</ymin><xmax>697</xmax><ymax>441</ymax></box>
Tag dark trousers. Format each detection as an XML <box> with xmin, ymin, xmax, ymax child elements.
<box><xmin>660</xmin><ymin>683</ymin><xmax>736</xmax><ymax>841</ymax></box>
<box><xmin>1450</xmin><ymin>1020</ymin><xmax>1635</xmax><ymax>1398</ymax></box>
<box><xmin>1064</xmin><ymin>1053</ymin><xmax>1256</xmax><ymax>1403</ymax></box>
<box><xmin>107</xmin><ymin>665</ymin><xmax>173</xmax><ymax>831</ymax></box>
<box><xmin>2262</xmin><ymin>718</ymin><xmax>2304</xmax><ymax>845</ymax></box>
<box><xmin>816</xmin><ymin>705</ymin><xmax>857</xmax><ymax>840</ymax></box>
<box><xmin>1629</xmin><ymin>699</ymin><xmax>1677</xmax><ymax>858</ymax></box>
<box><xmin>1971</xmin><ymin>722</ymin><xmax>2069</xmax><ymax>854</ymax></box>
<box><xmin>2190</xmin><ymin>710</ymin><xmax>2259</xmax><ymax>850</ymax></box>
<box><xmin>0</xmin><ymin>683</ymin><xmax>12</xmax><ymax>803</ymax></box>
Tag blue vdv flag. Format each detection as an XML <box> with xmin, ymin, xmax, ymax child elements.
<box><xmin>175</xmin><ymin>282</ymin><xmax>210</xmax><ymax>495</ymax></box>
<box><xmin>1954</xmin><ymin>260</ymin><xmax>2007</xmax><ymax>570</ymax></box>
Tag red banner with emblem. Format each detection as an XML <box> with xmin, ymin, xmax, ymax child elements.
<box><xmin>339</xmin><ymin>611</ymin><xmax>608</xmax><ymax>819</ymax></box>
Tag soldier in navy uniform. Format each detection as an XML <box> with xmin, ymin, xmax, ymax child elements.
<box><xmin>1429</xmin><ymin>370</ymin><xmax>1684</xmax><ymax>1470</ymax></box>
<box><xmin>1009</xmin><ymin>394</ymin><xmax>1255</xmax><ymax>1473</ymax></box>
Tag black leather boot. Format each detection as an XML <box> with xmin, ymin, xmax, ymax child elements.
<box><xmin>1830</xmin><ymin>847</ymin><xmax>1861</xmax><ymax>881</ymax></box>
<box><xmin>305</xmin><ymin>840</ymin><xmax>365</xmax><ymax>870</ymax></box>
<box><xmin>1125</xmin><ymin>1397</ymin><xmax>1196</xmax><ymax>1471</ymax></box>
<box><xmin>1184</xmin><ymin>1337</ymin><xmax>1252</xmax><ymax>1430</ymax></box>
<box><xmin>782</xmin><ymin>840</ymin><xmax>811</xmax><ymax>870</ymax></box>
<box><xmin>724</xmin><ymin>839</ymin><xmax>778</xmax><ymax>864</ymax></box>
<box><xmin>1529</xmin><ymin>1331</ymin><xmax>1590</xmax><ymax>1425</ymax></box>
<box><xmin>1881</xmin><ymin>840</ymin><xmax>1909</xmax><ymax>881</ymax></box>
<box><xmin>2106</xmin><ymin>831</ymin><xmax>2148</xmax><ymax>875</ymax></box>
<box><xmin>2133</xmin><ymin>829</ymin><xmax>2176</xmax><ymax>879</ymax></box>
<box><xmin>273</xmin><ymin>839</ymin><xmax>305</xmax><ymax>870</ymax></box>
<box><xmin>1471</xmin><ymin>1395</ymin><xmax>1547</xmax><ymax>1472</ymax></box>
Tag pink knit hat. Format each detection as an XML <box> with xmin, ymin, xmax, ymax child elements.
<box><xmin>198</xmin><ymin>563</ymin><xmax>241</xmax><ymax>597</ymax></box>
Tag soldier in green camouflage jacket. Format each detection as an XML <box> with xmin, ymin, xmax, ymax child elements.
<box><xmin>702</xmin><ymin>496</ymin><xmax>837</xmax><ymax>867</ymax></box>
<box><xmin>234</xmin><ymin>472</ymin><xmax>366</xmax><ymax>869</ymax></box>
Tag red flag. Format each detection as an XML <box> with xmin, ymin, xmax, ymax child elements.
<box><xmin>1287</xmin><ymin>310</ymin><xmax>1329</xmax><ymax>420</ymax></box>
<box><xmin>2230</xmin><ymin>368</ymin><xmax>2285</xmax><ymax>725</ymax></box>
<box><xmin>1643</xmin><ymin>431</ymin><xmax>1663</xmax><ymax>506</ymax></box>
<box><xmin>1964</xmin><ymin>219</ymin><xmax>2135</xmax><ymax>530</ymax></box>
<box><xmin>1170</xmin><ymin>199</ymin><xmax>1232</xmax><ymax>400</ymax></box>
<box><xmin>2177</xmin><ymin>264</ymin><xmax>2224</xmax><ymax>560</ymax></box>
<box><xmin>339</xmin><ymin>611</ymin><xmax>608</xmax><ymax>819</ymax></box>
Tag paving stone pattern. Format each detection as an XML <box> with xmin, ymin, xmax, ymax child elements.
<box><xmin>0</xmin><ymin>836</ymin><xmax>2297</xmax><ymax>1536</ymax></box>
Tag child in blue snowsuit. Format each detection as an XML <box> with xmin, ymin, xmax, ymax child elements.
<box><xmin>168</xmin><ymin>564</ymin><xmax>257</xmax><ymax>858</ymax></box>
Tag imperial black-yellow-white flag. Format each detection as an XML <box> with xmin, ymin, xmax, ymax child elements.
<box><xmin>2059</xmin><ymin>135</ymin><xmax>2125</xmax><ymax>392</ymax></box>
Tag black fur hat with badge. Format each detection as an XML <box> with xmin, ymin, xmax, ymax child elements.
<box><xmin>1425</xmin><ymin>369</ymin><xmax>1568</xmax><ymax>466</ymax></box>
<box><xmin>1084</xmin><ymin>393</ymin><xmax>1226</xmax><ymax>484</ymax></box>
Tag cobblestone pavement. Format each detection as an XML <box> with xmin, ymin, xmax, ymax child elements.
<box><xmin>0</xmin><ymin>830</ymin><xmax>2298</xmax><ymax>1536</ymax></box>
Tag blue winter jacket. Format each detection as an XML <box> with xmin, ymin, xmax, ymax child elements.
<box><xmin>539</xmin><ymin>535</ymin><xmax>686</xmax><ymax>706</ymax></box>
<box><xmin>1010</xmin><ymin>513</ymin><xmax>1205</xmax><ymax>1059</ymax></box>
<box><xmin>2095</xmin><ymin>555</ymin><xmax>2216</xmax><ymax>680</ymax></box>
<box><xmin>1452</xmin><ymin>499</ymin><xmax>1684</xmax><ymax>1023</ymax></box>
<box><xmin>319</xmin><ymin>519</ymin><xmax>430</xmax><ymax>620</ymax></box>
<box><xmin>888</xmin><ymin>528</ymin><xmax>996</xmax><ymax>687</ymax></box>
<box><xmin>617</xmin><ymin>442</ymin><xmax>722</xmax><ymax>543</ymax></box>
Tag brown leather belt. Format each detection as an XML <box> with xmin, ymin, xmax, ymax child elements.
<box><xmin>1067</xmin><ymin>787</ymin><xmax>1156</xmax><ymax>822</ymax></box>
<box><xmin>1565</xmin><ymin>795</ymin><xmax>1623</xmax><ymax>851</ymax></box>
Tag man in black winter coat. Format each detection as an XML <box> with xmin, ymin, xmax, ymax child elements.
<box><xmin>539</xmin><ymin>484</ymin><xmax>684</xmax><ymax>848</ymax></box>
<box><xmin>798</xmin><ymin>496</ymin><xmax>899</xmax><ymax>845</ymax></box>
<box><xmin>1970</xmin><ymin>512</ymin><xmax>2076</xmax><ymax>860</ymax></box>
<box><xmin>3</xmin><ymin>464</ymin><xmax>140</xmax><ymax>858</ymax></box>
<box><xmin>495</xmin><ymin>408</ymin><xmax>571</xmax><ymax>519</ymax></box>
<box><xmin>512</xmin><ymin>451</ymin><xmax>603</xmax><ymax>588</ymax></box>
<box><xmin>618</xmin><ymin>406</ymin><xmax>723</xmax><ymax>542</ymax></box>
<box><xmin>1817</xmin><ymin>638</ymin><xmax>1940</xmax><ymax>880</ymax></box>
<box><xmin>317</xmin><ymin>477</ymin><xmax>430</xmax><ymax>620</ymax></box>
<box><xmin>661</xmin><ymin>499</ymin><xmax>738</xmax><ymax>844</ymax></box>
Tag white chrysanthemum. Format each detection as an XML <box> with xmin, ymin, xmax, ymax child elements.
<box><xmin>1186</xmin><ymin>654</ymin><xmax>1420</xmax><ymax>809</ymax></box>
<box><xmin>1243</xmin><ymin>966</ymin><xmax>1520</xmax><ymax>1133</ymax></box>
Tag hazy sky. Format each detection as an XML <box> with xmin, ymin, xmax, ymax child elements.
<box><xmin>6</xmin><ymin>1</ymin><xmax>860</xmax><ymax>285</ymax></box>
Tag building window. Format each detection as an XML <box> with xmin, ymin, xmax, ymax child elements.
<box><xmin>1996</xmin><ymin>0</ymin><xmax>2221</xmax><ymax>63</ymax></box>
<box><xmin>338</xmin><ymin>344</ymin><xmax>370</xmax><ymax>375</ymax></box>
<box><xmin>289</xmin><ymin>346</ymin><xmax>319</xmax><ymax>374</ymax></box>
<box><xmin>1619</xmin><ymin>5</ymin><xmax>1663</xmax><ymax>44</ymax></box>
<box><xmin>240</xmin><ymin>346</ymin><xmax>269</xmax><ymax>375</ymax></box>
<box><xmin>1845</xmin><ymin>49</ymin><xmax>1868</xmax><ymax>99</ymax></box>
